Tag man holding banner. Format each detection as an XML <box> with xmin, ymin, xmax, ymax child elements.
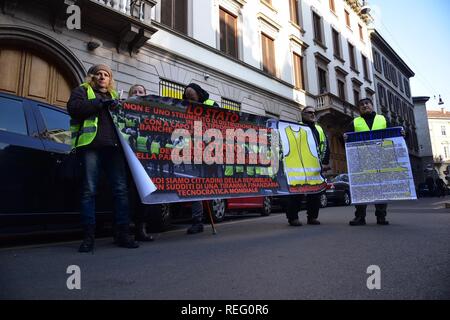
<box><xmin>284</xmin><ymin>106</ymin><xmax>330</xmax><ymax>226</ymax></box>
<box><xmin>346</xmin><ymin>98</ymin><xmax>390</xmax><ymax>226</ymax></box>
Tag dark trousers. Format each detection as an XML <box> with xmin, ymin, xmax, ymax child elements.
<box><xmin>79</xmin><ymin>146</ymin><xmax>130</xmax><ymax>226</ymax></box>
<box><xmin>354</xmin><ymin>203</ymin><xmax>387</xmax><ymax>218</ymax></box>
<box><xmin>191</xmin><ymin>201</ymin><xmax>204</xmax><ymax>224</ymax></box>
<box><xmin>285</xmin><ymin>193</ymin><xmax>321</xmax><ymax>221</ymax></box>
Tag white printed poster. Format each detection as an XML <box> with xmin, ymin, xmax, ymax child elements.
<box><xmin>345</xmin><ymin>127</ymin><xmax>417</xmax><ymax>204</ymax></box>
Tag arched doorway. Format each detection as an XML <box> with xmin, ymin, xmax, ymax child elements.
<box><xmin>0</xmin><ymin>26</ymin><xmax>85</xmax><ymax>108</ymax></box>
<box><xmin>0</xmin><ymin>47</ymin><xmax>76</xmax><ymax>108</ymax></box>
<box><xmin>317</xmin><ymin>110</ymin><xmax>354</xmax><ymax>175</ymax></box>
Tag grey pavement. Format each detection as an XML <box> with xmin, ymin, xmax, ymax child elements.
<box><xmin>1</xmin><ymin>196</ymin><xmax>449</xmax><ymax>300</ymax></box>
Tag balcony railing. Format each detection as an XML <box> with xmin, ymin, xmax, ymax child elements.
<box><xmin>316</xmin><ymin>93</ymin><xmax>357</xmax><ymax>118</ymax></box>
<box><xmin>92</xmin><ymin>0</ymin><xmax>155</xmax><ymax>24</ymax></box>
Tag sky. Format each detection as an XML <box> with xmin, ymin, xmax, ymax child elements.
<box><xmin>369</xmin><ymin>0</ymin><xmax>450</xmax><ymax>110</ymax></box>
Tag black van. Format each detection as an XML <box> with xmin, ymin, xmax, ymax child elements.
<box><xmin>0</xmin><ymin>92</ymin><xmax>170</xmax><ymax>234</ymax></box>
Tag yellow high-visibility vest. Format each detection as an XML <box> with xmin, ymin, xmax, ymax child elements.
<box><xmin>136</xmin><ymin>136</ymin><xmax>148</xmax><ymax>152</ymax></box>
<box><xmin>284</xmin><ymin>126</ymin><xmax>323</xmax><ymax>186</ymax></box>
<box><xmin>354</xmin><ymin>114</ymin><xmax>387</xmax><ymax>132</ymax></box>
<box><xmin>69</xmin><ymin>82</ymin><xmax>118</xmax><ymax>148</ymax></box>
<box><xmin>151</xmin><ymin>141</ymin><xmax>161</xmax><ymax>155</ymax></box>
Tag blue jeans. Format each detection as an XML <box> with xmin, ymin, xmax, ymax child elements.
<box><xmin>79</xmin><ymin>147</ymin><xmax>130</xmax><ymax>226</ymax></box>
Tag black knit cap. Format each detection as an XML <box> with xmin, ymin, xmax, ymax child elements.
<box><xmin>183</xmin><ymin>83</ymin><xmax>209</xmax><ymax>103</ymax></box>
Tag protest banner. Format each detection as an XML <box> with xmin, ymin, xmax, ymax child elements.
<box><xmin>345</xmin><ymin>127</ymin><xmax>417</xmax><ymax>204</ymax></box>
<box><xmin>111</xmin><ymin>95</ymin><xmax>326</xmax><ymax>204</ymax></box>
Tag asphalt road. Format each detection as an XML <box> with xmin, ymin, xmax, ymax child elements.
<box><xmin>1</xmin><ymin>196</ymin><xmax>449</xmax><ymax>300</ymax></box>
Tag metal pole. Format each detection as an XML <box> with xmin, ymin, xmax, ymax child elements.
<box><xmin>203</xmin><ymin>200</ymin><xmax>217</xmax><ymax>235</ymax></box>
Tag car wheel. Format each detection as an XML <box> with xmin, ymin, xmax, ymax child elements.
<box><xmin>261</xmin><ymin>197</ymin><xmax>272</xmax><ymax>216</ymax></box>
<box><xmin>343</xmin><ymin>191</ymin><xmax>351</xmax><ymax>206</ymax></box>
<box><xmin>320</xmin><ymin>193</ymin><xmax>328</xmax><ymax>208</ymax></box>
<box><xmin>146</xmin><ymin>203</ymin><xmax>172</xmax><ymax>232</ymax></box>
<box><xmin>210</xmin><ymin>199</ymin><xmax>226</xmax><ymax>222</ymax></box>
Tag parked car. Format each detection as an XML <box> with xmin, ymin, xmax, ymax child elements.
<box><xmin>0</xmin><ymin>92</ymin><xmax>167</xmax><ymax>233</ymax></box>
<box><xmin>168</xmin><ymin>196</ymin><xmax>272</xmax><ymax>226</ymax></box>
<box><xmin>208</xmin><ymin>196</ymin><xmax>272</xmax><ymax>222</ymax></box>
<box><xmin>323</xmin><ymin>174</ymin><xmax>351</xmax><ymax>207</ymax></box>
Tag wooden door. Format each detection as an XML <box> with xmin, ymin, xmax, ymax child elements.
<box><xmin>330</xmin><ymin>134</ymin><xmax>347</xmax><ymax>174</ymax></box>
<box><xmin>0</xmin><ymin>47</ymin><xmax>74</xmax><ymax>108</ymax></box>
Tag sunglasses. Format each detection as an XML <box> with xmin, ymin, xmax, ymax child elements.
<box><xmin>303</xmin><ymin>111</ymin><xmax>316</xmax><ymax>115</ymax></box>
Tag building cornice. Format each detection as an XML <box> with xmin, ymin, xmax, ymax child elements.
<box><xmin>289</xmin><ymin>35</ymin><xmax>309</xmax><ymax>49</ymax></box>
<box><xmin>335</xmin><ymin>66</ymin><xmax>349</xmax><ymax>76</ymax></box>
<box><xmin>369</xmin><ymin>28</ymin><xmax>415</xmax><ymax>77</ymax></box>
<box><xmin>314</xmin><ymin>52</ymin><xmax>331</xmax><ymax>64</ymax></box>
<box><xmin>413</xmin><ymin>96</ymin><xmax>430</xmax><ymax>103</ymax></box>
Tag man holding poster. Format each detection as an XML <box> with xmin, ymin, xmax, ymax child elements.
<box><xmin>345</xmin><ymin>98</ymin><xmax>390</xmax><ymax>226</ymax></box>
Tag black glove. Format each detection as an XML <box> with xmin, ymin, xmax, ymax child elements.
<box><xmin>101</xmin><ymin>99</ymin><xmax>119</xmax><ymax>110</ymax></box>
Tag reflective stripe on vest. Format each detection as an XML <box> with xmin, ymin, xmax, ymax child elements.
<box><xmin>354</xmin><ymin>115</ymin><xmax>387</xmax><ymax>132</ymax></box>
<box><xmin>315</xmin><ymin>124</ymin><xmax>326</xmax><ymax>161</ymax></box>
<box><xmin>284</xmin><ymin>126</ymin><xmax>323</xmax><ymax>186</ymax></box>
<box><xmin>70</xmin><ymin>82</ymin><xmax>118</xmax><ymax>148</ymax></box>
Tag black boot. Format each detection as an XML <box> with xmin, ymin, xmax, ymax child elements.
<box><xmin>288</xmin><ymin>218</ymin><xmax>302</xmax><ymax>226</ymax></box>
<box><xmin>79</xmin><ymin>224</ymin><xmax>95</xmax><ymax>253</ymax></box>
<box><xmin>135</xmin><ymin>222</ymin><xmax>154</xmax><ymax>241</ymax></box>
<box><xmin>377</xmin><ymin>217</ymin><xmax>389</xmax><ymax>225</ymax></box>
<box><xmin>349</xmin><ymin>216</ymin><xmax>366</xmax><ymax>226</ymax></box>
<box><xmin>187</xmin><ymin>223</ymin><xmax>204</xmax><ymax>234</ymax></box>
<box><xmin>307</xmin><ymin>217</ymin><xmax>321</xmax><ymax>225</ymax></box>
<box><xmin>116</xmin><ymin>224</ymin><xmax>139</xmax><ymax>248</ymax></box>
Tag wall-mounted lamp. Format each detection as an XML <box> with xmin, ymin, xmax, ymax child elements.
<box><xmin>87</xmin><ymin>39</ymin><xmax>102</xmax><ymax>51</ymax></box>
<box><xmin>360</xmin><ymin>0</ymin><xmax>371</xmax><ymax>14</ymax></box>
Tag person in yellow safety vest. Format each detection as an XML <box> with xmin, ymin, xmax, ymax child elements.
<box><xmin>345</xmin><ymin>98</ymin><xmax>390</xmax><ymax>226</ymax></box>
<box><xmin>136</xmin><ymin>134</ymin><xmax>148</xmax><ymax>153</ymax></box>
<box><xmin>182</xmin><ymin>83</ymin><xmax>219</xmax><ymax>234</ymax></box>
<box><xmin>235</xmin><ymin>139</ymin><xmax>245</xmax><ymax>177</ymax></box>
<box><xmin>164</xmin><ymin>137</ymin><xmax>175</xmax><ymax>175</ymax></box>
<box><xmin>284</xmin><ymin>106</ymin><xmax>331</xmax><ymax>227</ymax></box>
<box><xmin>67</xmin><ymin>64</ymin><xmax>139</xmax><ymax>252</ymax></box>
<box><xmin>245</xmin><ymin>142</ymin><xmax>258</xmax><ymax>177</ymax></box>
<box><xmin>125</xmin><ymin>116</ymin><xmax>138</xmax><ymax>129</ymax></box>
<box><xmin>150</xmin><ymin>135</ymin><xmax>162</xmax><ymax>173</ymax></box>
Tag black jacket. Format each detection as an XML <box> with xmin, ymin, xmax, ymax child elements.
<box><xmin>67</xmin><ymin>85</ymin><xmax>119</xmax><ymax>148</ymax></box>
<box><xmin>304</xmin><ymin>120</ymin><xmax>330</xmax><ymax>165</ymax></box>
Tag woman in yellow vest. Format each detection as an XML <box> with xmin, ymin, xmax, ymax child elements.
<box><xmin>67</xmin><ymin>64</ymin><xmax>139</xmax><ymax>252</ymax></box>
<box><xmin>346</xmin><ymin>98</ymin><xmax>389</xmax><ymax>226</ymax></box>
